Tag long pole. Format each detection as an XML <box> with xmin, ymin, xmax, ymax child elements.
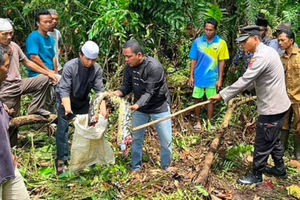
<box><xmin>132</xmin><ymin>100</ymin><xmax>211</xmax><ymax>132</ymax></box>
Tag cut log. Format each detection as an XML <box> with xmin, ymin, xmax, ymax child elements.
<box><xmin>195</xmin><ymin>96</ymin><xmax>257</xmax><ymax>185</ymax></box>
<box><xmin>9</xmin><ymin>114</ymin><xmax>57</xmax><ymax>128</ymax></box>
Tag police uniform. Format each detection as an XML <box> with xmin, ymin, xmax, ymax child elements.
<box><xmin>219</xmin><ymin>25</ymin><xmax>291</xmax><ymax>184</ymax></box>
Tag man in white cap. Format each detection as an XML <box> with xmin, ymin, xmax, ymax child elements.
<box><xmin>55</xmin><ymin>41</ymin><xmax>107</xmax><ymax>174</ymax></box>
<box><xmin>47</xmin><ymin>9</ymin><xmax>64</xmax><ymax>74</ymax></box>
<box><xmin>0</xmin><ymin>18</ymin><xmax>58</xmax><ymax>147</ymax></box>
<box><xmin>210</xmin><ymin>25</ymin><xmax>290</xmax><ymax>185</ymax></box>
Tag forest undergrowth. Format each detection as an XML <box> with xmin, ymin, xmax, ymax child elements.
<box><xmin>14</xmin><ymin>99</ymin><xmax>300</xmax><ymax>200</ymax></box>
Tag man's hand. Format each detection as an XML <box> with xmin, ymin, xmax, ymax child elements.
<box><xmin>231</xmin><ymin>66</ymin><xmax>236</xmax><ymax>73</ymax></box>
<box><xmin>109</xmin><ymin>90</ymin><xmax>123</xmax><ymax>97</ymax></box>
<box><xmin>129</xmin><ymin>104</ymin><xmax>139</xmax><ymax>113</ymax></box>
<box><xmin>12</xmin><ymin>154</ymin><xmax>18</xmax><ymax>167</ymax></box>
<box><xmin>189</xmin><ymin>77</ymin><xmax>194</xmax><ymax>88</ymax></box>
<box><xmin>3</xmin><ymin>103</ymin><xmax>14</xmax><ymax>116</ymax></box>
<box><xmin>216</xmin><ymin>79</ymin><xmax>223</xmax><ymax>91</ymax></box>
<box><xmin>209</xmin><ymin>94</ymin><xmax>222</xmax><ymax>104</ymax></box>
<box><xmin>65</xmin><ymin>109</ymin><xmax>73</xmax><ymax>116</ymax></box>
<box><xmin>47</xmin><ymin>71</ymin><xmax>58</xmax><ymax>84</ymax></box>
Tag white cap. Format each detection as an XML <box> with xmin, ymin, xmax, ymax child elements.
<box><xmin>81</xmin><ymin>41</ymin><xmax>99</xmax><ymax>59</ymax></box>
<box><xmin>0</xmin><ymin>18</ymin><xmax>13</xmax><ymax>32</ymax></box>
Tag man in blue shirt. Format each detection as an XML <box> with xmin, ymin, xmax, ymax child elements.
<box><xmin>26</xmin><ymin>10</ymin><xmax>57</xmax><ymax>76</ymax></box>
<box><xmin>26</xmin><ymin>10</ymin><xmax>59</xmax><ymax>113</ymax></box>
<box><xmin>189</xmin><ymin>18</ymin><xmax>229</xmax><ymax>130</ymax></box>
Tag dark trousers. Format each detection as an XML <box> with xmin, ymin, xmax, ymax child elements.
<box><xmin>56</xmin><ymin>102</ymin><xmax>89</xmax><ymax>161</ymax></box>
<box><xmin>253</xmin><ymin>114</ymin><xmax>285</xmax><ymax>174</ymax></box>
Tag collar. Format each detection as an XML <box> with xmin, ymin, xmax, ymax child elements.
<box><xmin>201</xmin><ymin>35</ymin><xmax>219</xmax><ymax>43</ymax></box>
<box><xmin>255</xmin><ymin>42</ymin><xmax>264</xmax><ymax>52</ymax></box>
<box><xmin>283</xmin><ymin>46</ymin><xmax>299</xmax><ymax>58</ymax></box>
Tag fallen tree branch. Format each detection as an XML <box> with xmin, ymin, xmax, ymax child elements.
<box><xmin>9</xmin><ymin>114</ymin><xmax>57</xmax><ymax>128</ymax></box>
<box><xmin>195</xmin><ymin>96</ymin><xmax>257</xmax><ymax>185</ymax></box>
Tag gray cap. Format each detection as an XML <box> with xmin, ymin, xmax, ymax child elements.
<box><xmin>276</xmin><ymin>22</ymin><xmax>291</xmax><ymax>31</ymax></box>
<box><xmin>236</xmin><ymin>25</ymin><xmax>260</xmax><ymax>42</ymax></box>
<box><xmin>48</xmin><ymin>9</ymin><xmax>58</xmax><ymax>15</ymax></box>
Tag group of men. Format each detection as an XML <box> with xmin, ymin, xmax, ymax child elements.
<box><xmin>1</xmin><ymin>10</ymin><xmax>300</xmax><ymax>199</ymax></box>
<box><xmin>192</xmin><ymin>18</ymin><xmax>299</xmax><ymax>185</ymax></box>
<box><xmin>0</xmin><ymin>9</ymin><xmax>63</xmax><ymax>198</ymax></box>
<box><xmin>0</xmin><ymin>9</ymin><xmax>173</xmax><ymax>197</ymax></box>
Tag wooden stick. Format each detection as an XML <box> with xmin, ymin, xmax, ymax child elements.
<box><xmin>132</xmin><ymin>100</ymin><xmax>211</xmax><ymax>132</ymax></box>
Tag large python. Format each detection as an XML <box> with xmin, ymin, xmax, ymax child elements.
<box><xmin>88</xmin><ymin>92</ymin><xmax>132</xmax><ymax>153</ymax></box>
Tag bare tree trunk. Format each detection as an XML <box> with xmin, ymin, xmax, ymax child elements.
<box><xmin>9</xmin><ymin>114</ymin><xmax>57</xmax><ymax>128</ymax></box>
<box><xmin>195</xmin><ymin>96</ymin><xmax>257</xmax><ymax>185</ymax></box>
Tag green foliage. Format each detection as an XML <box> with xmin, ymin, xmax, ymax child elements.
<box><xmin>226</xmin><ymin>143</ymin><xmax>254</xmax><ymax>165</ymax></box>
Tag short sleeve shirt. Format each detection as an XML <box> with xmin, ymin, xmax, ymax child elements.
<box><xmin>0</xmin><ymin>42</ymin><xmax>26</xmax><ymax>95</ymax></box>
<box><xmin>48</xmin><ymin>29</ymin><xmax>63</xmax><ymax>71</ymax></box>
<box><xmin>26</xmin><ymin>30</ymin><xmax>55</xmax><ymax>77</ymax></box>
<box><xmin>189</xmin><ymin>35</ymin><xmax>229</xmax><ymax>88</ymax></box>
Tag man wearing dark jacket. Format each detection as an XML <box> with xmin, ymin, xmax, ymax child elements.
<box><xmin>55</xmin><ymin>41</ymin><xmax>106</xmax><ymax>174</ymax></box>
<box><xmin>112</xmin><ymin>39</ymin><xmax>172</xmax><ymax>172</ymax></box>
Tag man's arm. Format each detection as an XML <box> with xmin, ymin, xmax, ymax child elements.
<box><xmin>219</xmin><ymin>55</ymin><xmax>266</xmax><ymax>102</ymax></box>
<box><xmin>189</xmin><ymin>59</ymin><xmax>196</xmax><ymax>88</ymax></box>
<box><xmin>53</xmin><ymin>57</ymin><xmax>58</xmax><ymax>74</ymax></box>
<box><xmin>29</xmin><ymin>54</ymin><xmax>50</xmax><ymax>71</ymax></box>
<box><xmin>217</xmin><ymin>60</ymin><xmax>225</xmax><ymax>90</ymax></box>
<box><xmin>23</xmin><ymin>59</ymin><xmax>58</xmax><ymax>83</ymax></box>
<box><xmin>59</xmin><ymin>65</ymin><xmax>73</xmax><ymax>115</ymax></box>
<box><xmin>61</xmin><ymin>97</ymin><xmax>72</xmax><ymax>115</ymax></box>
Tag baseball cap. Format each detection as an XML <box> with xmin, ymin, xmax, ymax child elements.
<box><xmin>236</xmin><ymin>25</ymin><xmax>261</xmax><ymax>42</ymax></box>
<box><xmin>276</xmin><ymin>22</ymin><xmax>291</xmax><ymax>31</ymax></box>
<box><xmin>0</xmin><ymin>18</ymin><xmax>13</xmax><ymax>32</ymax></box>
<box><xmin>81</xmin><ymin>41</ymin><xmax>99</xmax><ymax>59</ymax></box>
<box><xmin>256</xmin><ymin>19</ymin><xmax>268</xmax><ymax>28</ymax></box>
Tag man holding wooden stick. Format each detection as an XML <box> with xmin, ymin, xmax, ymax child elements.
<box><xmin>112</xmin><ymin>39</ymin><xmax>172</xmax><ymax>173</ymax></box>
<box><xmin>210</xmin><ymin>25</ymin><xmax>290</xmax><ymax>185</ymax></box>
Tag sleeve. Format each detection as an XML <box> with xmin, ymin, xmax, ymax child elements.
<box><xmin>26</xmin><ymin>33</ymin><xmax>39</xmax><ymax>56</ymax></box>
<box><xmin>14</xmin><ymin>43</ymin><xmax>27</xmax><ymax>63</ymax></box>
<box><xmin>135</xmin><ymin>63</ymin><xmax>164</xmax><ymax>108</ymax></box>
<box><xmin>219</xmin><ymin>40</ymin><xmax>230</xmax><ymax>60</ymax></box>
<box><xmin>189</xmin><ymin>40</ymin><xmax>198</xmax><ymax>60</ymax></box>
<box><xmin>58</xmin><ymin>31</ymin><xmax>64</xmax><ymax>46</ymax></box>
<box><xmin>93</xmin><ymin>67</ymin><xmax>105</xmax><ymax>93</ymax></box>
<box><xmin>59</xmin><ymin>64</ymin><xmax>73</xmax><ymax>98</ymax></box>
<box><xmin>119</xmin><ymin>66</ymin><xmax>133</xmax><ymax>96</ymax></box>
<box><xmin>50</xmin><ymin>38</ymin><xmax>56</xmax><ymax>59</ymax></box>
<box><xmin>268</xmin><ymin>39</ymin><xmax>278</xmax><ymax>51</ymax></box>
<box><xmin>232</xmin><ymin>48</ymin><xmax>243</xmax><ymax>66</ymax></box>
<box><xmin>220</xmin><ymin>54</ymin><xmax>266</xmax><ymax>102</ymax></box>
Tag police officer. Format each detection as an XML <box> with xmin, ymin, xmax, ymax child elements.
<box><xmin>210</xmin><ymin>25</ymin><xmax>291</xmax><ymax>185</ymax></box>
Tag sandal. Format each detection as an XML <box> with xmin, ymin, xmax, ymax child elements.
<box><xmin>193</xmin><ymin>124</ymin><xmax>202</xmax><ymax>130</ymax></box>
<box><xmin>34</xmin><ymin>109</ymin><xmax>51</xmax><ymax>117</ymax></box>
<box><xmin>55</xmin><ymin>159</ymin><xmax>69</xmax><ymax>175</ymax></box>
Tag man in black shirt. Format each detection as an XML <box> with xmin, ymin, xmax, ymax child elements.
<box><xmin>55</xmin><ymin>41</ymin><xmax>106</xmax><ymax>174</ymax></box>
<box><xmin>112</xmin><ymin>39</ymin><xmax>172</xmax><ymax>172</ymax></box>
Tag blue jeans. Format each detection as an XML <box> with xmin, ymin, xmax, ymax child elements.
<box><xmin>131</xmin><ymin>106</ymin><xmax>172</xmax><ymax>171</ymax></box>
<box><xmin>56</xmin><ymin>102</ymin><xmax>89</xmax><ymax>161</ymax></box>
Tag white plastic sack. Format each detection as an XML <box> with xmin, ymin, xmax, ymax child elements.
<box><xmin>69</xmin><ymin>114</ymin><xmax>115</xmax><ymax>172</ymax></box>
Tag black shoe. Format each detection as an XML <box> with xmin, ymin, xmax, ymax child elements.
<box><xmin>237</xmin><ymin>174</ymin><xmax>262</xmax><ymax>185</ymax></box>
<box><xmin>263</xmin><ymin>167</ymin><xmax>287</xmax><ymax>179</ymax></box>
